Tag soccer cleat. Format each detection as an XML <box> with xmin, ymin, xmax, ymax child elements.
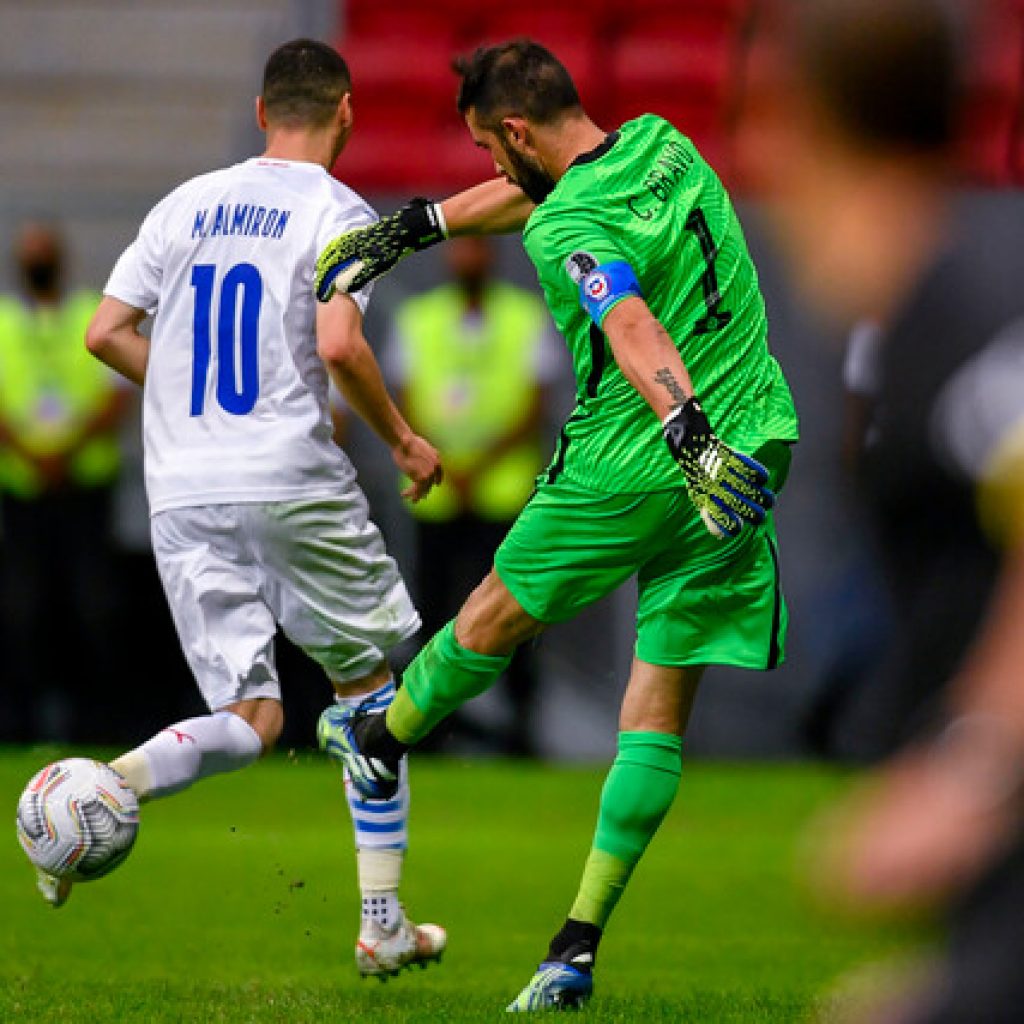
<box><xmin>318</xmin><ymin>704</ymin><xmax>401</xmax><ymax>801</ymax></box>
<box><xmin>35</xmin><ymin>867</ymin><xmax>73</xmax><ymax>908</ymax></box>
<box><xmin>507</xmin><ymin>960</ymin><xmax>594</xmax><ymax>1012</ymax></box>
<box><xmin>355</xmin><ymin>912</ymin><xmax>447</xmax><ymax>979</ymax></box>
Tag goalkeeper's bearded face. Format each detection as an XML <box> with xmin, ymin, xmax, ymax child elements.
<box><xmin>466</xmin><ymin>110</ymin><xmax>555</xmax><ymax>205</ymax></box>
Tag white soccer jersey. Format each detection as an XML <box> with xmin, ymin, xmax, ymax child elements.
<box><xmin>105</xmin><ymin>157</ymin><xmax>375</xmax><ymax>514</ymax></box>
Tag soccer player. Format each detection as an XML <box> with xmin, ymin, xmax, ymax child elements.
<box><xmin>66</xmin><ymin>39</ymin><xmax>447</xmax><ymax>977</ymax></box>
<box><xmin>315</xmin><ymin>40</ymin><xmax>799</xmax><ymax>1010</ymax></box>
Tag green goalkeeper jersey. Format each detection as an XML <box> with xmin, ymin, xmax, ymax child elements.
<box><xmin>523</xmin><ymin>114</ymin><xmax>799</xmax><ymax>494</ymax></box>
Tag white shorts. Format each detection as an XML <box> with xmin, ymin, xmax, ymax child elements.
<box><xmin>150</xmin><ymin>493</ymin><xmax>420</xmax><ymax>711</ymax></box>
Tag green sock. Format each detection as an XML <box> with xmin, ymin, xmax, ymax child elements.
<box><xmin>568</xmin><ymin>731</ymin><xmax>682</xmax><ymax>929</ymax></box>
<box><xmin>387</xmin><ymin>620</ymin><xmax>511</xmax><ymax>745</ymax></box>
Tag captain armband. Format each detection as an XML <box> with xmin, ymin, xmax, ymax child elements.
<box><xmin>578</xmin><ymin>261</ymin><xmax>643</xmax><ymax>325</ymax></box>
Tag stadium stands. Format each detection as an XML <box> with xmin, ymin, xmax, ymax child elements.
<box><xmin>334</xmin><ymin>0</ymin><xmax>1024</xmax><ymax>194</ymax></box>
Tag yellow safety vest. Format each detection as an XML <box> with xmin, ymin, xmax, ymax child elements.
<box><xmin>0</xmin><ymin>290</ymin><xmax>121</xmax><ymax>497</ymax></box>
<box><xmin>396</xmin><ymin>282</ymin><xmax>548</xmax><ymax>521</ymax></box>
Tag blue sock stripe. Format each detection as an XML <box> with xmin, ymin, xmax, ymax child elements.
<box><xmin>352</xmin><ymin>798</ymin><xmax>407</xmax><ymax>823</ymax></box>
<box><xmin>353</xmin><ymin>818</ymin><xmax>407</xmax><ymax>834</ymax></box>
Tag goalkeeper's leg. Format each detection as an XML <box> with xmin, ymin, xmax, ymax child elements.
<box><xmin>392</xmin><ymin>571</ymin><xmax>544</xmax><ymax>742</ymax></box>
<box><xmin>509</xmin><ymin>662</ymin><xmax>702</xmax><ymax>1011</ymax></box>
<box><xmin>326</xmin><ymin>571</ymin><xmax>544</xmax><ymax>798</ymax></box>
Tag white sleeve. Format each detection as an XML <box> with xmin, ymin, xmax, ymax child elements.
<box><xmin>104</xmin><ymin>206</ymin><xmax>165</xmax><ymax>315</ymax></box>
<box><xmin>316</xmin><ymin>195</ymin><xmax>378</xmax><ymax>315</ymax></box>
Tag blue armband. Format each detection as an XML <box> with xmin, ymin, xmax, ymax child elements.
<box><xmin>579</xmin><ymin>261</ymin><xmax>643</xmax><ymax>324</ymax></box>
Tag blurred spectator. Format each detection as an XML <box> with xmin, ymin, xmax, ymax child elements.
<box><xmin>766</xmin><ymin>0</ymin><xmax>1024</xmax><ymax>1020</ymax></box>
<box><xmin>0</xmin><ymin>222</ymin><xmax>129</xmax><ymax>741</ymax></box>
<box><xmin>386</xmin><ymin>237</ymin><xmax>559</xmax><ymax>754</ymax></box>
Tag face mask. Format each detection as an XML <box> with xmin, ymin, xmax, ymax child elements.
<box><xmin>21</xmin><ymin>260</ymin><xmax>60</xmax><ymax>294</ymax></box>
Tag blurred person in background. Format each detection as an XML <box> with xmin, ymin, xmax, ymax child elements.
<box><xmin>388</xmin><ymin>236</ymin><xmax>558</xmax><ymax>755</ymax></box>
<box><xmin>0</xmin><ymin>221</ymin><xmax>128</xmax><ymax>741</ymax></box>
<box><xmin>768</xmin><ymin>0</ymin><xmax>1024</xmax><ymax>1019</ymax></box>
<box><xmin>316</xmin><ymin>38</ymin><xmax>797</xmax><ymax>1011</ymax></box>
<box><xmin>72</xmin><ymin>39</ymin><xmax>447</xmax><ymax>976</ymax></box>
<box><xmin>799</xmin><ymin>319</ymin><xmax>893</xmax><ymax>760</ymax></box>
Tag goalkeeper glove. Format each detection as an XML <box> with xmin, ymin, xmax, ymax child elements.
<box><xmin>663</xmin><ymin>398</ymin><xmax>775</xmax><ymax>539</ymax></box>
<box><xmin>315</xmin><ymin>197</ymin><xmax>446</xmax><ymax>302</ymax></box>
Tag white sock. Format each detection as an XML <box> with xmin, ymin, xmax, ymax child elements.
<box><xmin>334</xmin><ymin>681</ymin><xmax>408</xmax><ymax>930</ymax></box>
<box><xmin>111</xmin><ymin>711</ymin><xmax>263</xmax><ymax>801</ymax></box>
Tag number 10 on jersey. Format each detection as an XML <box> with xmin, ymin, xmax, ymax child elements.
<box><xmin>190</xmin><ymin>262</ymin><xmax>262</xmax><ymax>416</ymax></box>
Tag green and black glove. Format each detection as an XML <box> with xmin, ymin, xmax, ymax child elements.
<box><xmin>315</xmin><ymin>197</ymin><xmax>446</xmax><ymax>301</ymax></box>
<box><xmin>663</xmin><ymin>397</ymin><xmax>775</xmax><ymax>539</ymax></box>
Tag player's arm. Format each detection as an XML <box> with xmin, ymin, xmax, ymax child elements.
<box><xmin>588</xmin><ymin>269</ymin><xmax>773</xmax><ymax>538</ymax></box>
<box><xmin>316</xmin><ymin>179</ymin><xmax>532</xmax><ymax>301</ymax></box>
<box><xmin>808</xmin><ymin>538</ymin><xmax>1024</xmax><ymax>917</ymax></box>
<box><xmin>85</xmin><ymin>296</ymin><xmax>150</xmax><ymax>387</ymax></box>
<box><xmin>316</xmin><ymin>294</ymin><xmax>442</xmax><ymax>501</ymax></box>
<box><xmin>441</xmin><ymin>178</ymin><xmax>534</xmax><ymax>236</ymax></box>
<box><xmin>602</xmin><ymin>297</ymin><xmax>697</xmax><ymax>420</ymax></box>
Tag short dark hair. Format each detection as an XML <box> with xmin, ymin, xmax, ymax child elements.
<box><xmin>262</xmin><ymin>38</ymin><xmax>351</xmax><ymax>128</ymax></box>
<box><xmin>793</xmin><ymin>0</ymin><xmax>962</xmax><ymax>153</ymax></box>
<box><xmin>454</xmin><ymin>39</ymin><xmax>581</xmax><ymax>128</ymax></box>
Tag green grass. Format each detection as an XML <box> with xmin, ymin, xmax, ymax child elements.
<box><xmin>0</xmin><ymin>749</ymin><xmax>917</xmax><ymax>1022</ymax></box>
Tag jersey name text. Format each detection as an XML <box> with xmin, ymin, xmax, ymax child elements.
<box><xmin>191</xmin><ymin>204</ymin><xmax>291</xmax><ymax>241</ymax></box>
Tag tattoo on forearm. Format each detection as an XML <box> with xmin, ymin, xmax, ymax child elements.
<box><xmin>654</xmin><ymin>367</ymin><xmax>688</xmax><ymax>405</ymax></box>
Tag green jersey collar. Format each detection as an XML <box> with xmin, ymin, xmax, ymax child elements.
<box><xmin>568</xmin><ymin>131</ymin><xmax>621</xmax><ymax>170</ymax></box>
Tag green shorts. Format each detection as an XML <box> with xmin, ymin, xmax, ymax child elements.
<box><xmin>494</xmin><ymin>442</ymin><xmax>791</xmax><ymax>670</ymax></box>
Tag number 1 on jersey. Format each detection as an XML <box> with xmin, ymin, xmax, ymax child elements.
<box><xmin>190</xmin><ymin>262</ymin><xmax>262</xmax><ymax>416</ymax></box>
<box><xmin>685</xmin><ymin>208</ymin><xmax>732</xmax><ymax>335</ymax></box>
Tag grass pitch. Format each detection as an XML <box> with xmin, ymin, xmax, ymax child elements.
<box><xmin>1</xmin><ymin>749</ymin><xmax>917</xmax><ymax>1022</ymax></box>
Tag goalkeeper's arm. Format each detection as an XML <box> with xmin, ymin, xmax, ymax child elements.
<box><xmin>316</xmin><ymin>179</ymin><xmax>533</xmax><ymax>300</ymax></box>
<box><xmin>439</xmin><ymin>177</ymin><xmax>535</xmax><ymax>235</ymax></box>
<box><xmin>601</xmin><ymin>294</ymin><xmax>774</xmax><ymax>539</ymax></box>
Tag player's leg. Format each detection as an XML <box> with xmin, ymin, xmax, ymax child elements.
<box><xmin>510</xmin><ymin>473</ymin><xmax>789</xmax><ymax>1009</ymax></box>
<box><xmin>329</xmin><ymin>481</ymin><xmax>645</xmax><ymax>793</ymax></box>
<box><xmin>35</xmin><ymin>505</ymin><xmax>281</xmax><ymax>907</ymax></box>
<box><xmin>509</xmin><ymin>661</ymin><xmax>701</xmax><ymax>1011</ymax></box>
<box><xmin>328</xmin><ymin>664</ymin><xmax>445</xmax><ymax>977</ymax></box>
<box><xmin>110</xmin><ymin>697</ymin><xmax>279</xmax><ymax>802</ymax></box>
<box><xmin>254</xmin><ymin>495</ymin><xmax>444</xmax><ymax>976</ymax></box>
<box><xmin>322</xmin><ymin>568</ymin><xmax>544</xmax><ymax>798</ymax></box>
<box><xmin>110</xmin><ymin>505</ymin><xmax>286</xmax><ymax>801</ymax></box>
<box><xmin>35</xmin><ymin>694</ymin><xmax>274</xmax><ymax>911</ymax></box>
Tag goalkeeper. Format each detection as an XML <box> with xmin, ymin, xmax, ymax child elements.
<box><xmin>317</xmin><ymin>39</ymin><xmax>799</xmax><ymax>1012</ymax></box>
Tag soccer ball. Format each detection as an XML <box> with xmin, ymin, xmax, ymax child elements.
<box><xmin>16</xmin><ymin>758</ymin><xmax>139</xmax><ymax>881</ymax></box>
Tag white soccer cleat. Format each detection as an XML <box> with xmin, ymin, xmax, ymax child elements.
<box><xmin>35</xmin><ymin>867</ymin><xmax>73</xmax><ymax>908</ymax></box>
<box><xmin>355</xmin><ymin>912</ymin><xmax>446</xmax><ymax>979</ymax></box>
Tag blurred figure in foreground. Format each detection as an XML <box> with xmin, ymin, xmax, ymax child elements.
<box><xmin>769</xmin><ymin>0</ymin><xmax>1024</xmax><ymax>1020</ymax></box>
<box><xmin>388</xmin><ymin>236</ymin><xmax>558</xmax><ymax>754</ymax></box>
<box><xmin>0</xmin><ymin>222</ymin><xmax>129</xmax><ymax>740</ymax></box>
